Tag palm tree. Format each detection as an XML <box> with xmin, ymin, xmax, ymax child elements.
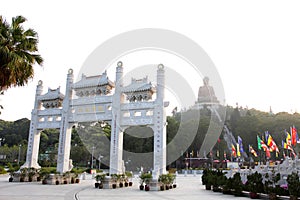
<box><xmin>0</xmin><ymin>15</ymin><xmax>43</xmax><ymax>91</ymax></box>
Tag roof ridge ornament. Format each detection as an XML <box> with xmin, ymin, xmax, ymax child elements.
<box><xmin>158</xmin><ymin>64</ymin><xmax>164</xmax><ymax>70</ymax></box>
<box><xmin>68</xmin><ymin>69</ymin><xmax>73</xmax><ymax>75</ymax></box>
<box><xmin>117</xmin><ymin>61</ymin><xmax>123</xmax><ymax>67</ymax></box>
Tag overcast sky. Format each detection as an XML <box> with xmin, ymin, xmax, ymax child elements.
<box><xmin>1</xmin><ymin>0</ymin><xmax>300</xmax><ymax>121</ymax></box>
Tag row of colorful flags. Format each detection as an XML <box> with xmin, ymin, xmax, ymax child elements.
<box><xmin>231</xmin><ymin>126</ymin><xmax>299</xmax><ymax>159</ymax></box>
<box><xmin>183</xmin><ymin>126</ymin><xmax>299</xmax><ymax>159</ymax></box>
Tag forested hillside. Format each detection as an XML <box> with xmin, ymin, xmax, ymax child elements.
<box><xmin>1</xmin><ymin>105</ymin><xmax>300</xmax><ymax>168</ymax></box>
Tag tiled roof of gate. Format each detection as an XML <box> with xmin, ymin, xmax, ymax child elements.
<box><xmin>122</xmin><ymin>77</ymin><xmax>155</xmax><ymax>93</ymax></box>
<box><xmin>73</xmin><ymin>71</ymin><xmax>114</xmax><ymax>89</ymax></box>
<box><xmin>39</xmin><ymin>87</ymin><xmax>65</xmax><ymax>100</ymax></box>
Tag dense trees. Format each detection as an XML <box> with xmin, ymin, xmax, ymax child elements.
<box><xmin>0</xmin><ymin>118</ymin><xmax>29</xmax><ymax>146</ymax></box>
<box><xmin>1</xmin><ymin>106</ymin><xmax>300</xmax><ymax>167</ymax></box>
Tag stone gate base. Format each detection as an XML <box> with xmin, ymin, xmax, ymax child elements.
<box><xmin>149</xmin><ymin>179</ymin><xmax>160</xmax><ymax>191</ymax></box>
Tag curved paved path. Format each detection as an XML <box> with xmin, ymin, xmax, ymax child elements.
<box><xmin>0</xmin><ymin>174</ymin><xmax>248</xmax><ymax>200</ymax></box>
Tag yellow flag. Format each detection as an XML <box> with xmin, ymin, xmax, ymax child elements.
<box><xmin>237</xmin><ymin>143</ymin><xmax>241</xmax><ymax>157</ymax></box>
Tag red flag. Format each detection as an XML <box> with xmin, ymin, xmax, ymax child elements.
<box><xmin>261</xmin><ymin>139</ymin><xmax>271</xmax><ymax>158</ymax></box>
<box><xmin>291</xmin><ymin>126</ymin><xmax>298</xmax><ymax>146</ymax></box>
<box><xmin>266</xmin><ymin>148</ymin><xmax>271</xmax><ymax>158</ymax></box>
<box><xmin>231</xmin><ymin>144</ymin><xmax>237</xmax><ymax>157</ymax></box>
<box><xmin>267</xmin><ymin>134</ymin><xmax>279</xmax><ymax>152</ymax></box>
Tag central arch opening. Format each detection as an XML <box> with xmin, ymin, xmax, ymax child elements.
<box><xmin>74</xmin><ymin>121</ymin><xmax>111</xmax><ymax>169</ymax></box>
<box><xmin>39</xmin><ymin>128</ymin><xmax>59</xmax><ymax>167</ymax></box>
<box><xmin>123</xmin><ymin>126</ymin><xmax>154</xmax><ymax>172</ymax></box>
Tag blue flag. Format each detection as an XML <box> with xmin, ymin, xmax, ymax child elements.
<box><xmin>238</xmin><ymin>136</ymin><xmax>244</xmax><ymax>153</ymax></box>
<box><xmin>265</xmin><ymin>131</ymin><xmax>269</xmax><ymax>142</ymax></box>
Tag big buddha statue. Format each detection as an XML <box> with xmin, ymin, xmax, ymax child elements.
<box><xmin>197</xmin><ymin>77</ymin><xmax>219</xmax><ymax>104</ymax></box>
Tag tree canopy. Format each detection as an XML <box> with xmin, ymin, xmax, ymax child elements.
<box><xmin>1</xmin><ymin>106</ymin><xmax>300</xmax><ymax>167</ymax></box>
<box><xmin>0</xmin><ymin>15</ymin><xmax>43</xmax><ymax>91</ymax></box>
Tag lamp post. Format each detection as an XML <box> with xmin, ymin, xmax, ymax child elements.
<box><xmin>17</xmin><ymin>144</ymin><xmax>22</xmax><ymax>165</ymax></box>
<box><xmin>98</xmin><ymin>154</ymin><xmax>103</xmax><ymax>170</ymax></box>
<box><xmin>189</xmin><ymin>152</ymin><xmax>192</xmax><ymax>169</ymax></box>
<box><xmin>91</xmin><ymin>146</ymin><xmax>95</xmax><ymax>169</ymax></box>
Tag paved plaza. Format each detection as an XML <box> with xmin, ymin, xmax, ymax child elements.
<box><xmin>0</xmin><ymin>174</ymin><xmax>249</xmax><ymax>200</ymax></box>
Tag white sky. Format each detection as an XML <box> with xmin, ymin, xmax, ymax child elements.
<box><xmin>1</xmin><ymin>0</ymin><xmax>300</xmax><ymax>121</ymax></box>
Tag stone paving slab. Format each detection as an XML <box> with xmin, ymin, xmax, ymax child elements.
<box><xmin>77</xmin><ymin>175</ymin><xmax>248</xmax><ymax>200</ymax></box>
<box><xmin>0</xmin><ymin>174</ymin><xmax>249</xmax><ymax>200</ymax></box>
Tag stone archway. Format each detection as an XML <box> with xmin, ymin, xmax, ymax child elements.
<box><xmin>23</xmin><ymin>62</ymin><xmax>168</xmax><ymax>181</ymax></box>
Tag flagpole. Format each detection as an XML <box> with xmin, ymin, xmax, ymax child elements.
<box><xmin>259</xmin><ymin>148</ymin><xmax>261</xmax><ymax>165</ymax></box>
<box><xmin>249</xmin><ymin>145</ymin><xmax>252</xmax><ymax>168</ymax></box>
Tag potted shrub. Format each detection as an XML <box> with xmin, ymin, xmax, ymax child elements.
<box><xmin>55</xmin><ymin>173</ymin><xmax>60</xmax><ymax>185</ymax></box>
<box><xmin>264</xmin><ymin>172</ymin><xmax>280</xmax><ymax>200</ymax></box>
<box><xmin>8</xmin><ymin>165</ymin><xmax>15</xmax><ymax>182</ymax></box>
<box><xmin>139</xmin><ymin>173</ymin><xmax>146</xmax><ymax>190</ymax></box>
<box><xmin>39</xmin><ymin>168</ymin><xmax>50</xmax><ymax>185</ymax></box>
<box><xmin>247</xmin><ymin>172</ymin><xmax>263</xmax><ymax>199</ymax></box>
<box><xmin>145</xmin><ymin>177</ymin><xmax>151</xmax><ymax>191</ymax></box>
<box><xmin>139</xmin><ymin>173</ymin><xmax>152</xmax><ymax>191</ymax></box>
<box><xmin>139</xmin><ymin>177</ymin><xmax>144</xmax><ymax>190</ymax></box>
<box><xmin>28</xmin><ymin>168</ymin><xmax>36</xmax><ymax>182</ymax></box>
<box><xmin>119</xmin><ymin>174</ymin><xmax>124</xmax><ymax>188</ymax></box>
<box><xmin>36</xmin><ymin>175</ymin><xmax>41</xmax><ymax>182</ymax></box>
<box><xmin>232</xmin><ymin>172</ymin><xmax>243</xmax><ymax>196</ymax></box>
<box><xmin>111</xmin><ymin>174</ymin><xmax>118</xmax><ymax>189</ymax></box>
<box><xmin>124</xmin><ymin>174</ymin><xmax>129</xmax><ymax>187</ymax></box>
<box><xmin>7</xmin><ymin>163</ymin><xmax>15</xmax><ymax>182</ymax></box>
<box><xmin>222</xmin><ymin>177</ymin><xmax>233</xmax><ymax>195</ymax></box>
<box><xmin>158</xmin><ymin>174</ymin><xmax>167</xmax><ymax>191</ymax></box>
<box><xmin>172</xmin><ymin>174</ymin><xmax>177</xmax><ymax>188</ymax></box>
<box><xmin>202</xmin><ymin>168</ymin><xmax>212</xmax><ymax>190</ymax></box>
<box><xmin>201</xmin><ymin>168</ymin><xmax>210</xmax><ymax>185</ymax></box>
<box><xmin>167</xmin><ymin>173</ymin><xmax>175</xmax><ymax>190</ymax></box>
<box><xmin>125</xmin><ymin>171</ymin><xmax>133</xmax><ymax>186</ymax></box>
<box><xmin>99</xmin><ymin>174</ymin><xmax>105</xmax><ymax>189</ymax></box>
<box><xmin>71</xmin><ymin>176</ymin><xmax>75</xmax><ymax>184</ymax></box>
<box><xmin>211</xmin><ymin>170</ymin><xmax>224</xmax><ymax>192</ymax></box>
<box><xmin>124</xmin><ymin>182</ymin><xmax>128</xmax><ymax>187</ymax></box>
<box><xmin>19</xmin><ymin>168</ymin><xmax>27</xmax><ymax>182</ymax></box>
<box><xmin>287</xmin><ymin>172</ymin><xmax>300</xmax><ymax>200</ymax></box>
<box><xmin>94</xmin><ymin>174</ymin><xmax>102</xmax><ymax>188</ymax></box>
<box><xmin>63</xmin><ymin>172</ymin><xmax>70</xmax><ymax>184</ymax></box>
<box><xmin>71</xmin><ymin>168</ymin><xmax>84</xmax><ymax>184</ymax></box>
